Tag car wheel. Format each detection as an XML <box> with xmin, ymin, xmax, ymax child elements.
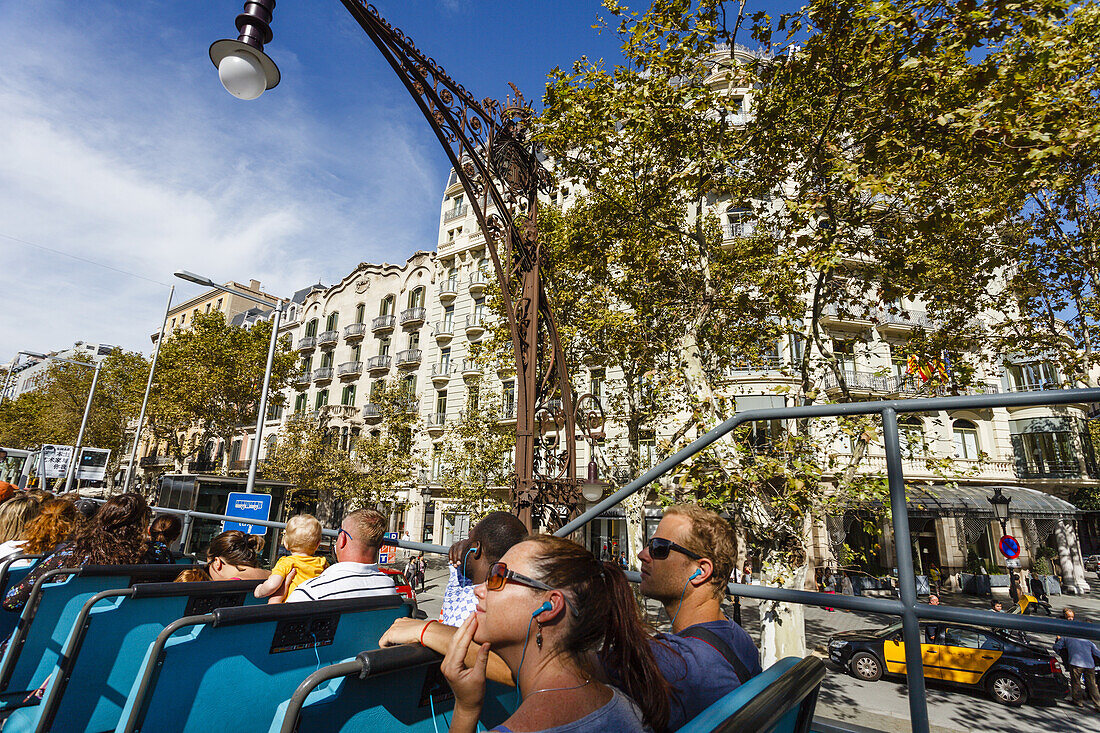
<box><xmin>987</xmin><ymin>672</ymin><xmax>1028</xmax><ymax>706</ymax></box>
<box><xmin>850</xmin><ymin>652</ymin><xmax>883</xmax><ymax>682</ymax></box>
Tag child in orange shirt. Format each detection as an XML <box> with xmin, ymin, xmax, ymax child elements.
<box><xmin>254</xmin><ymin>514</ymin><xmax>327</xmax><ymax>602</ymax></box>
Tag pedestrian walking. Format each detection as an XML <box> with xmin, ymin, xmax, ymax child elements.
<box><xmin>822</xmin><ymin>568</ymin><xmax>837</xmax><ymax>612</ymax></box>
<box><xmin>1054</xmin><ymin>608</ymin><xmax>1100</xmax><ymax>712</ymax></box>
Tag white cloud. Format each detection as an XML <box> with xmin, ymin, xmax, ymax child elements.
<box><xmin>0</xmin><ymin>1</ymin><xmax>444</xmax><ymax>358</ymax></box>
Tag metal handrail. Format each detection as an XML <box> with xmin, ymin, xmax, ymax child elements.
<box><xmin>555</xmin><ymin>387</ymin><xmax>1100</xmax><ymax>733</ymax></box>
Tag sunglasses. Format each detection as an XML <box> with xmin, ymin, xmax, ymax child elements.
<box><xmin>486</xmin><ymin>562</ymin><xmax>556</xmax><ymax>593</ymax></box>
<box><xmin>645</xmin><ymin>537</ymin><xmax>703</xmax><ymax>561</ymax></box>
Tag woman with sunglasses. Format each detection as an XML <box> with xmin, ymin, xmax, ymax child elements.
<box><xmin>441</xmin><ymin>535</ymin><xmax>669</xmax><ymax>733</ymax></box>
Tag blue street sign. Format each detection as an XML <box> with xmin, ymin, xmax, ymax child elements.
<box><xmin>999</xmin><ymin>534</ymin><xmax>1020</xmax><ymax>560</ymax></box>
<box><xmin>379</xmin><ymin>531</ymin><xmax>398</xmax><ymax>564</ymax></box>
<box><xmin>223</xmin><ymin>492</ymin><xmax>272</xmax><ymax>535</ymax></box>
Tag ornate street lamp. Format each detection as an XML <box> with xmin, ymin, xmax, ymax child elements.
<box><xmin>210</xmin><ymin>1</ymin><xmax>582</xmax><ymax>530</ymax></box>
<box><xmin>989</xmin><ymin>486</ymin><xmax>1012</xmax><ymax>534</ymax></box>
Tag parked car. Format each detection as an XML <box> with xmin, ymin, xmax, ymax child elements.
<box><xmin>380</xmin><ymin>565</ymin><xmax>417</xmax><ymax>604</ymax></box>
<box><xmin>1084</xmin><ymin>555</ymin><xmax>1100</xmax><ymax>572</ymax></box>
<box><xmin>828</xmin><ymin>620</ymin><xmax>1067</xmax><ymax>706</ymax></box>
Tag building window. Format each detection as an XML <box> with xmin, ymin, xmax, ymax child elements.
<box><xmin>205</xmin><ymin>303</ymin><xmax>211</xmax><ymax>313</ymax></box>
<box><xmin>1015</xmin><ymin>431</ymin><xmax>1077</xmax><ymax>477</ymax></box>
<box><xmin>217</xmin><ymin>298</ymin><xmax>223</xmax><ymax>311</ymax></box>
<box><xmin>341</xmin><ymin>384</ymin><xmax>356</xmax><ymax>407</ymax></box>
<box><xmin>898</xmin><ymin>416</ymin><xmax>925</xmax><ymax>455</ymax></box>
<box><xmin>305</xmin><ymin>318</ymin><xmax>318</xmax><ymax>337</ymax></box>
<box><xmin>315</xmin><ymin>390</ymin><xmax>329</xmax><ymax>409</ymax></box>
<box><xmin>351</xmin><ymin>344</ymin><xmax>362</xmax><ymax>362</ymax></box>
<box><xmin>503</xmin><ymin>380</ymin><xmax>515</xmax><ymax>417</ymax></box>
<box><xmin>443</xmin><ymin>304</ymin><xmax>454</xmax><ymax>329</ymax></box>
<box><xmin>440</xmin><ymin>347</ymin><xmax>451</xmax><ymax>370</ymax></box>
<box><xmin>180</xmin><ymin>313</ymin><xmax>186</xmax><ymax>324</ymax></box>
<box><xmin>326</xmin><ymin>312</ymin><xmax>339</xmax><ymax>331</ymax></box>
<box><xmin>408</xmin><ymin>332</ymin><xmax>420</xmax><ymax>351</ymax></box>
<box><xmin>171</xmin><ymin>318</ymin><xmax>176</xmax><ymax>328</ymax></box>
<box><xmin>403</xmin><ymin>375</ymin><xmax>417</xmax><ymax>398</ymax></box>
<box><xmin>952</xmin><ymin>419</ymin><xmax>980</xmax><ymax>459</ymax></box>
<box><xmin>639</xmin><ymin>431</ymin><xmax>657</xmax><ymax>469</ymax></box>
<box><xmin>320</xmin><ymin>351</ymin><xmax>334</xmax><ymax>368</ymax></box>
<box><xmin>378</xmin><ymin>336</ymin><xmax>391</xmax><ymax>356</ymax></box>
<box><xmin>436</xmin><ymin>390</ymin><xmax>448</xmax><ymax>419</ymax></box>
<box><xmin>1006</xmin><ymin>361</ymin><xmax>1060</xmax><ymax>391</ymax></box>
<box><xmin>473</xmin><ymin>297</ymin><xmax>486</xmax><ymax>323</ymax></box>
<box><xmin>590</xmin><ymin>369</ymin><xmax>605</xmax><ymax>409</ymax></box>
<box><xmin>380</xmin><ymin>296</ymin><xmax>395</xmax><ymax>316</ymax></box>
<box><xmin>467</xmin><ymin>385</ymin><xmax>480</xmax><ymax>415</ymax></box>
<box><xmin>294</xmin><ymin>393</ymin><xmax>307</xmax><ymax>413</ymax></box>
<box><xmin>370</xmin><ymin>380</ymin><xmax>383</xmax><ymax>402</ymax></box>
<box><xmin>832</xmin><ymin>340</ymin><xmax>856</xmax><ymax>372</ymax></box>
<box><xmin>408</xmin><ymin>286</ymin><xmax>425</xmax><ymax>309</ymax></box>
<box><xmin>725</xmin><ymin>207</ymin><xmax>756</xmax><ymax>239</ymax></box>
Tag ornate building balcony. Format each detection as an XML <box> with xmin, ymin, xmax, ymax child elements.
<box><xmin>296</xmin><ymin>336</ymin><xmax>317</xmax><ymax>351</ymax></box>
<box><xmin>468</xmin><ymin>271</ymin><xmax>489</xmax><ymax>296</ymax></box>
<box><xmin>317</xmin><ymin>330</ymin><xmax>338</xmax><ymax>347</ymax></box>
<box><xmin>431</xmin><ymin>362</ymin><xmax>452</xmax><ymax>386</ymax></box>
<box><xmin>461</xmin><ymin>359</ymin><xmax>481</xmax><ymax>379</ymax></box>
<box><xmin>313</xmin><ymin>367</ymin><xmax>334</xmax><ymax>382</ymax></box>
<box><xmin>343</xmin><ymin>323</ymin><xmax>367</xmax><ymax>340</ymax></box>
<box><xmin>337</xmin><ymin>361</ymin><xmax>363</xmax><ymax>379</ymax></box>
<box><xmin>366</xmin><ymin>355</ymin><xmax>392</xmax><ymax>373</ymax></box>
<box><xmin>400</xmin><ymin>307</ymin><xmax>427</xmax><ymax>328</ymax></box>
<box><xmin>428</xmin><ymin>412</ymin><xmax>447</xmax><ymax>434</ymax></box>
<box><xmin>439</xmin><ymin>279</ymin><xmax>459</xmax><ymax>302</ymax></box>
<box><xmin>372</xmin><ymin>314</ymin><xmax>396</xmax><ymax>333</ymax></box>
<box><xmin>396</xmin><ymin>349</ymin><xmax>422</xmax><ymax>367</ymax></box>
<box><xmin>362</xmin><ymin>403</ymin><xmax>382</xmax><ymax>421</ymax></box>
<box><xmin>434</xmin><ymin>321</ymin><xmax>454</xmax><ymax>342</ymax></box>
<box><xmin>465</xmin><ymin>314</ymin><xmax>485</xmax><ymax>338</ymax></box>
<box><xmin>443</xmin><ymin>204</ymin><xmax>468</xmax><ymax>222</ymax></box>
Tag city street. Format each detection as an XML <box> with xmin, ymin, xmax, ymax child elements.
<box><xmin>403</xmin><ymin>556</ymin><xmax>1100</xmax><ymax>732</ymax></box>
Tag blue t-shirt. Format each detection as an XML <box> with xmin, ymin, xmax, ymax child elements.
<box><xmin>492</xmin><ymin>688</ymin><xmax>649</xmax><ymax>732</ymax></box>
<box><xmin>650</xmin><ymin>620</ymin><xmax>762</xmax><ymax>731</ymax></box>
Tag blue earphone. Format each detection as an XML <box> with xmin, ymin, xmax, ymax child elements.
<box><xmin>671</xmin><ymin>568</ymin><xmax>704</xmax><ymax>628</ymax></box>
<box><xmin>532</xmin><ymin>600</ymin><xmax>553</xmax><ymax>617</ymax></box>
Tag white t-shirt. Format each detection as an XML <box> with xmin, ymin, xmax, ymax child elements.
<box><xmin>287</xmin><ymin>562</ymin><xmax>399</xmax><ymax>603</ymax></box>
<box><xmin>0</xmin><ymin>540</ymin><xmax>33</xmax><ymax>568</ymax></box>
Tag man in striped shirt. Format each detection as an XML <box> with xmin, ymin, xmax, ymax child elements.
<box><xmin>288</xmin><ymin>508</ymin><xmax>399</xmax><ymax>602</ymax></box>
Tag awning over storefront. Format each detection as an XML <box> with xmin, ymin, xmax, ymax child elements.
<box><xmin>903</xmin><ymin>484</ymin><xmax>1077</xmax><ymax>519</ymax></box>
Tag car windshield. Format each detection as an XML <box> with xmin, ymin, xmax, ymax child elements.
<box><xmin>877</xmin><ymin>622</ymin><xmax>903</xmax><ymax>638</ymax></box>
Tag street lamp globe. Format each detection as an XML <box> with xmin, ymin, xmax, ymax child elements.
<box><xmin>989</xmin><ymin>486</ymin><xmax>1011</xmax><ymax>525</ymax></box>
<box><xmin>218</xmin><ymin>51</ymin><xmax>267</xmax><ymax>100</ymax></box>
<box><xmin>581</xmin><ymin>460</ymin><xmax>605</xmax><ymax>503</ymax></box>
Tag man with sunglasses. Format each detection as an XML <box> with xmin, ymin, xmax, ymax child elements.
<box><xmin>637</xmin><ymin>504</ymin><xmax>761</xmax><ymax>729</ymax></box>
<box><xmin>287</xmin><ymin>509</ymin><xmax>399</xmax><ymax>602</ymax></box>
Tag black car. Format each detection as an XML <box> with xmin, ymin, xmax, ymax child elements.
<box><xmin>827</xmin><ymin>621</ymin><xmax>1068</xmax><ymax>706</ymax></box>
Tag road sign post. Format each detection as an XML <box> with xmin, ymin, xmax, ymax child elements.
<box><xmin>380</xmin><ymin>531</ymin><xmax>397</xmax><ymax>565</ymax></box>
<box><xmin>999</xmin><ymin>535</ymin><xmax>1020</xmax><ymax>560</ymax></box>
<box><xmin>223</xmin><ymin>492</ymin><xmax>272</xmax><ymax>535</ymax></box>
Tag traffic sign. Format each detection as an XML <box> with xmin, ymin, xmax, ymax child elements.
<box><xmin>999</xmin><ymin>534</ymin><xmax>1020</xmax><ymax>560</ymax></box>
<box><xmin>379</xmin><ymin>531</ymin><xmax>398</xmax><ymax>564</ymax></box>
<box><xmin>223</xmin><ymin>492</ymin><xmax>272</xmax><ymax>535</ymax></box>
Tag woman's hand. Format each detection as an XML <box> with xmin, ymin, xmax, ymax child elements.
<box><xmin>442</xmin><ymin>613</ymin><xmax>490</xmax><ymax>720</ymax></box>
<box><xmin>380</xmin><ymin>617</ymin><xmax>431</xmax><ymax>647</ymax></box>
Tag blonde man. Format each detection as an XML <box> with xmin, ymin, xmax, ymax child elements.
<box><xmin>255</xmin><ymin>514</ymin><xmax>326</xmax><ymax>602</ymax></box>
<box><xmin>287</xmin><ymin>509</ymin><xmax>398</xmax><ymax>603</ymax></box>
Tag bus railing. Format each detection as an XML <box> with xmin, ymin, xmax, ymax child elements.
<box><xmin>93</xmin><ymin>387</ymin><xmax>1100</xmax><ymax>733</ymax></box>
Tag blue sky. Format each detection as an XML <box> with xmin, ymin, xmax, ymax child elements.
<box><xmin>0</xmin><ymin>0</ymin><xmax>785</xmax><ymax>360</ymax></box>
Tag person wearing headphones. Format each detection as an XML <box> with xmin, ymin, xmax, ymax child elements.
<box><xmin>636</xmin><ymin>504</ymin><xmax>761</xmax><ymax>729</ymax></box>
<box><xmin>439</xmin><ymin>511</ymin><xmax>528</xmax><ymax>626</ymax></box>
<box><xmin>441</xmin><ymin>535</ymin><xmax>668</xmax><ymax>732</ymax></box>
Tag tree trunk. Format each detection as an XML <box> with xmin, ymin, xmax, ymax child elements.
<box><xmin>759</xmin><ymin>555</ymin><xmax>809</xmax><ymax>666</ymax></box>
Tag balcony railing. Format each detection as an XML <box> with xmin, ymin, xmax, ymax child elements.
<box><xmin>439</xmin><ymin>280</ymin><xmax>459</xmax><ymax>300</ymax></box>
<box><xmin>312</xmin><ymin>367</ymin><xmax>334</xmax><ymax>381</ymax></box>
<box><xmin>362</xmin><ymin>403</ymin><xmax>381</xmax><ymax>420</ymax></box>
<box><xmin>228</xmin><ymin>459</ymin><xmax>252</xmax><ymax>473</ymax></box>
<box><xmin>461</xmin><ymin>359</ymin><xmax>481</xmax><ymax>377</ymax></box>
<box><xmin>337</xmin><ymin>361</ymin><xmax>363</xmax><ymax>377</ymax></box>
<box><xmin>443</xmin><ymin>204</ymin><xmax>468</xmax><ymax>222</ymax></box>
<box><xmin>468</xmin><ymin>271</ymin><xmax>490</xmax><ymax>292</ymax></box>
<box><xmin>292</xmin><ymin>370</ymin><xmax>311</xmax><ymax>385</ymax></box>
<box><xmin>344</xmin><ymin>323</ymin><xmax>367</xmax><ymax>340</ymax></box>
<box><xmin>499</xmin><ymin>403</ymin><xmax>517</xmax><ymax>421</ymax></box>
<box><xmin>465</xmin><ymin>314</ymin><xmax>485</xmax><ymax>336</ymax></box>
<box><xmin>820</xmin><ymin>370</ymin><xmax>890</xmax><ymax>392</ymax></box>
<box><xmin>400</xmin><ymin>307</ymin><xmax>426</xmax><ymax>327</ymax></box>
<box><xmin>821</xmin><ymin>303</ymin><xmax>875</xmax><ymax>324</ymax></box>
<box><xmin>726</xmin><ymin>355</ymin><xmax>784</xmax><ymax>374</ymax></box>
<box><xmin>1019</xmin><ymin>458</ymin><xmax>1081</xmax><ymax>479</ymax></box>
<box><xmin>722</xmin><ymin>221</ymin><xmax>756</xmax><ymax>240</ymax></box>
<box><xmin>396</xmin><ymin>348</ymin><xmax>422</xmax><ymax>366</ymax></box>
<box><xmin>297</xmin><ymin>336</ymin><xmax>317</xmax><ymax>351</ymax></box>
<box><xmin>187</xmin><ymin>457</ymin><xmax>219</xmax><ymax>473</ymax></box>
<box><xmin>366</xmin><ymin>355</ymin><xmax>391</xmax><ymax>372</ymax></box>
<box><xmin>321</xmin><ymin>404</ymin><xmax>359</xmax><ymax>420</ymax></box>
<box><xmin>429</xmin><ymin>412</ymin><xmax>447</xmax><ymax>429</ymax></box>
<box><xmin>431</xmin><ymin>362</ymin><xmax>452</xmax><ymax>383</ymax></box>
<box><xmin>372</xmin><ymin>314</ymin><xmax>396</xmax><ymax>332</ymax></box>
<box><xmin>873</xmin><ymin>308</ymin><xmax>934</xmax><ymax>331</ymax></box>
<box><xmin>139</xmin><ymin>455</ymin><xmax>171</xmax><ymax>468</ymax></box>
<box><xmin>317</xmin><ymin>330</ymin><xmax>338</xmax><ymax>346</ymax></box>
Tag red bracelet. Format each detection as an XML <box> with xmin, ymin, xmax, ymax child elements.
<box><xmin>420</xmin><ymin>619</ymin><xmax>437</xmax><ymax>646</ymax></box>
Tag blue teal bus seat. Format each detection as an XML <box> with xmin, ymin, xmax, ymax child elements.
<box><xmin>0</xmin><ymin>564</ymin><xmax>184</xmax><ymax>709</ymax></box>
<box><xmin>3</xmin><ymin>578</ymin><xmax>264</xmax><ymax>733</ymax></box>
<box><xmin>116</xmin><ymin>594</ymin><xmax>412</xmax><ymax>733</ymax></box>
<box><xmin>0</xmin><ymin>555</ymin><xmax>43</xmax><ymax>643</ymax></box>
<box><xmin>271</xmin><ymin>644</ymin><xmax>517</xmax><ymax>733</ymax></box>
<box><xmin>675</xmin><ymin>656</ymin><xmax>826</xmax><ymax>733</ymax></box>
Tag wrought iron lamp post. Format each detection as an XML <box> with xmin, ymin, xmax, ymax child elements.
<box><xmin>210</xmin><ymin>1</ymin><xmax>582</xmax><ymax>530</ymax></box>
<box><xmin>989</xmin><ymin>486</ymin><xmax>1012</xmax><ymax>535</ymax></box>
<box><xmin>174</xmin><ymin>270</ymin><xmax>283</xmax><ymax>494</ymax></box>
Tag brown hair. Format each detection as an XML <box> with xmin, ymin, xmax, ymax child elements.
<box><xmin>70</xmin><ymin>493</ymin><xmax>152</xmax><ymax>566</ymax></box>
<box><xmin>282</xmin><ymin>514</ymin><xmax>322</xmax><ymax>553</ymax></box>
<box><xmin>174</xmin><ymin>567</ymin><xmax>211</xmax><ymax>583</ymax></box>
<box><xmin>524</xmin><ymin>535</ymin><xmax>670</xmax><ymax>732</ymax></box>
<box><xmin>344</xmin><ymin>509</ymin><xmax>386</xmax><ymax>549</ymax></box>
<box><xmin>0</xmin><ymin>495</ymin><xmax>42</xmax><ymax>544</ymax></box>
<box><xmin>206</xmin><ymin>530</ymin><xmax>264</xmax><ymax>568</ymax></box>
<box><xmin>665</xmin><ymin>504</ymin><xmax>736</xmax><ymax>599</ymax></box>
<box><xmin>150</xmin><ymin>514</ymin><xmax>182</xmax><ymax>545</ymax></box>
<box><xmin>21</xmin><ymin>499</ymin><xmax>78</xmax><ymax>554</ymax></box>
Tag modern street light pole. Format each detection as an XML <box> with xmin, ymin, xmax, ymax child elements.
<box><xmin>1</xmin><ymin>350</ymin><xmax>48</xmax><ymax>407</ymax></box>
<box><xmin>123</xmin><ymin>286</ymin><xmax>175</xmax><ymax>493</ymax></box>
<box><xmin>174</xmin><ymin>271</ymin><xmax>283</xmax><ymax>494</ymax></box>
<box><xmin>55</xmin><ymin>356</ymin><xmax>103</xmax><ymax>493</ymax></box>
